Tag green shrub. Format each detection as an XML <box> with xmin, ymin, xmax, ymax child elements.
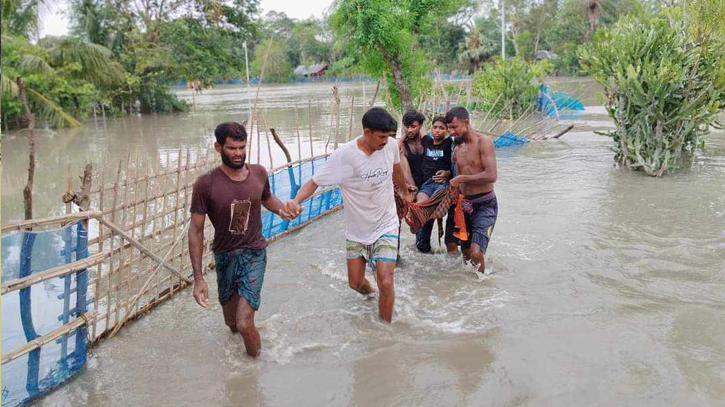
<box><xmin>579</xmin><ymin>17</ymin><xmax>725</xmax><ymax>176</ymax></box>
<box><xmin>472</xmin><ymin>57</ymin><xmax>551</xmax><ymax>119</ymax></box>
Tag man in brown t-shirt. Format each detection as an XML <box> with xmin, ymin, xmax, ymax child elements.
<box><xmin>189</xmin><ymin>122</ymin><xmax>293</xmax><ymax>358</ymax></box>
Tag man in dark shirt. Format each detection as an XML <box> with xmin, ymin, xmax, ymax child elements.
<box><xmin>188</xmin><ymin>122</ymin><xmax>293</xmax><ymax>358</ymax></box>
<box><xmin>398</xmin><ymin>110</ymin><xmax>427</xmax><ymax>191</ymax></box>
<box><xmin>417</xmin><ymin>116</ymin><xmax>453</xmax><ymax>202</ymax></box>
<box><xmin>413</xmin><ymin>116</ymin><xmax>454</xmax><ymax>253</ymax></box>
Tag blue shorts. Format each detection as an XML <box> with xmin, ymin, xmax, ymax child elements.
<box><xmin>418</xmin><ymin>179</ymin><xmax>449</xmax><ymax>199</ymax></box>
<box><xmin>461</xmin><ymin>192</ymin><xmax>498</xmax><ymax>254</ymax></box>
<box><xmin>214</xmin><ymin>248</ymin><xmax>267</xmax><ymax>310</ymax></box>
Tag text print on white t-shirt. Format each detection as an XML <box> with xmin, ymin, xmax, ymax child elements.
<box><xmin>360</xmin><ymin>167</ymin><xmax>390</xmax><ymax>187</ymax></box>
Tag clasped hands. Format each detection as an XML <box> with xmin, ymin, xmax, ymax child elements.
<box><xmin>278</xmin><ymin>200</ymin><xmax>303</xmax><ymax>220</ymax></box>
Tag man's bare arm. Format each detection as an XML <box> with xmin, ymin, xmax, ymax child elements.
<box><xmin>262</xmin><ymin>194</ymin><xmax>287</xmax><ymax>218</ymax></box>
<box><xmin>393</xmin><ymin>163</ymin><xmax>413</xmax><ymax>202</ymax></box>
<box><xmin>189</xmin><ymin>212</ymin><xmax>206</xmax><ymax>282</ymax></box>
<box><xmin>398</xmin><ymin>139</ymin><xmax>416</xmax><ymax>187</ymax></box>
<box><xmin>293</xmin><ymin>179</ymin><xmax>320</xmax><ymax>205</ymax></box>
<box><xmin>460</xmin><ymin>136</ymin><xmax>497</xmax><ymax>185</ymax></box>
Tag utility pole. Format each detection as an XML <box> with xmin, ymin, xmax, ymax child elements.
<box><xmin>501</xmin><ymin>0</ymin><xmax>506</xmax><ymax>59</ymax></box>
<box><xmin>244</xmin><ymin>41</ymin><xmax>252</xmax><ymax>123</ymax></box>
<box><xmin>243</xmin><ymin>41</ymin><xmax>251</xmax><ymax>88</ymax></box>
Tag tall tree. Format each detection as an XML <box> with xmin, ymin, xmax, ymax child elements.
<box><xmin>331</xmin><ymin>0</ymin><xmax>449</xmax><ymax>110</ymax></box>
<box><xmin>1</xmin><ymin>35</ymin><xmax>118</xmax><ymax>218</ymax></box>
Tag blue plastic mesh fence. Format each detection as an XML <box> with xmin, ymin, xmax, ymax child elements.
<box><xmin>493</xmin><ymin>132</ymin><xmax>530</xmax><ymax>147</ymax></box>
<box><xmin>262</xmin><ymin>156</ymin><xmax>342</xmax><ymax>238</ymax></box>
<box><xmin>1</xmin><ymin>222</ymin><xmax>90</xmax><ymax>407</ymax></box>
<box><xmin>537</xmin><ymin>84</ymin><xmax>585</xmax><ymax>119</ymax></box>
<box><xmin>0</xmin><ymin>156</ymin><xmax>344</xmax><ymax>406</ymax></box>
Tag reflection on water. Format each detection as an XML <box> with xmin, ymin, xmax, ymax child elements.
<box><xmin>7</xmin><ymin>80</ymin><xmax>724</xmax><ymax>407</ymax></box>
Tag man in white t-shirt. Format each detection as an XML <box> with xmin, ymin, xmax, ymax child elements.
<box><xmin>285</xmin><ymin>107</ymin><xmax>413</xmax><ymax>322</ymax></box>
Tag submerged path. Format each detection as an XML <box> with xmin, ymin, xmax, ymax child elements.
<box><xmin>32</xmin><ymin>120</ymin><xmax>725</xmax><ymax>406</ymax></box>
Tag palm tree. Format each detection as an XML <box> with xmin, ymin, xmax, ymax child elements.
<box><xmin>458</xmin><ymin>29</ymin><xmax>495</xmax><ymax>73</ymax></box>
<box><xmin>1</xmin><ymin>35</ymin><xmax>119</xmax><ymax>219</ymax></box>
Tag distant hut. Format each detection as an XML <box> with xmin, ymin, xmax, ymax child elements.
<box><xmin>308</xmin><ymin>63</ymin><xmax>329</xmax><ymax>80</ymax></box>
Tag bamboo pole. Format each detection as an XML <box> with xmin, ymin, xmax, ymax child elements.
<box><xmin>246</xmin><ymin>38</ymin><xmax>274</xmax><ymax>161</ymax></box>
<box><xmin>89</xmin><ymin>162</ymin><xmax>214</xmax><ymax>195</ymax></box>
<box><xmin>550</xmin><ymin>124</ymin><xmax>575</xmax><ymax>139</ymax></box>
<box><xmin>307</xmin><ymin>100</ymin><xmax>314</xmax><ymax>158</ymax></box>
<box><xmin>478</xmin><ymin>93</ymin><xmax>503</xmax><ymax>130</ymax></box>
<box><xmin>295</xmin><ymin>106</ymin><xmax>302</xmax><ymax>161</ymax></box>
<box><xmin>1</xmin><ymin>211</ymin><xmax>102</xmax><ymax>234</ymax></box>
<box><xmin>132</xmin><ymin>163</ymin><xmax>150</xmax><ymax>314</ymax></box>
<box><xmin>333</xmin><ymin>86</ymin><xmax>341</xmax><ymax>150</ymax></box>
<box><xmin>140</xmin><ymin>160</ymin><xmax>161</xmax><ymax>312</ymax></box>
<box><xmin>169</xmin><ymin>146</ymin><xmax>184</xmax><ymax>297</ymax></box>
<box><xmin>96</xmin><ymin>216</ymin><xmax>191</xmax><ymax>284</ymax></box>
<box><xmin>267</xmin><ymin>153</ymin><xmax>330</xmax><ymax>175</ymax></box>
<box><xmin>247</xmin><ymin>114</ymin><xmax>254</xmax><ymax>163</ymax></box>
<box><xmin>262</xmin><ymin>115</ymin><xmax>274</xmax><ymax>168</ymax></box>
<box><xmin>1</xmin><ymin>252</ymin><xmax>112</xmax><ymax>295</ymax></box>
<box><xmin>122</xmin><ymin>156</ymin><xmax>141</xmax><ymax>318</ymax></box>
<box><xmin>503</xmin><ymin>104</ymin><xmax>536</xmax><ymax>135</ymax></box>
<box><xmin>64</xmin><ymin>164</ymin><xmax>72</xmax><ymax>214</ymax></box>
<box><xmin>109</xmin><ymin>219</ymin><xmax>191</xmax><ymax>337</ymax></box>
<box><xmin>152</xmin><ymin>156</ymin><xmax>170</xmax><ymax>304</ymax></box>
<box><xmin>347</xmin><ymin>96</ymin><xmax>355</xmax><ymax>142</ymax></box>
<box><xmin>1</xmin><ymin>312</ymin><xmax>96</xmax><ymax>365</ymax></box>
<box><xmin>104</xmin><ymin>160</ymin><xmax>122</xmax><ymax>331</ymax></box>
<box><xmin>91</xmin><ymin>166</ymin><xmax>105</xmax><ymax>340</ymax></box>
<box><xmin>370</xmin><ymin>81</ymin><xmax>380</xmax><ymax>107</ymax></box>
<box><xmin>269</xmin><ymin>128</ymin><xmax>292</xmax><ymax>164</ymax></box>
<box><xmin>179</xmin><ymin>149</ymin><xmax>193</xmax><ymax>290</ymax></box>
<box><xmin>256</xmin><ymin>116</ymin><xmax>262</xmax><ymax>165</ymax></box>
<box><xmin>115</xmin><ymin>154</ymin><xmax>131</xmax><ymax>326</ymax></box>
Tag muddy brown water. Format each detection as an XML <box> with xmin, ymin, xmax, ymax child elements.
<box><xmin>2</xmin><ymin>80</ymin><xmax>724</xmax><ymax>406</ymax></box>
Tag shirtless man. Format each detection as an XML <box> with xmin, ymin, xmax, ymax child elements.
<box><xmin>446</xmin><ymin>107</ymin><xmax>498</xmax><ymax>274</ymax></box>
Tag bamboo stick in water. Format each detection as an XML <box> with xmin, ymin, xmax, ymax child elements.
<box><xmin>295</xmin><ymin>106</ymin><xmax>302</xmax><ymax>161</ymax></box>
<box><xmin>105</xmin><ymin>160</ymin><xmax>122</xmax><ymax>331</ymax></box>
<box><xmin>347</xmin><ymin>96</ymin><xmax>355</xmax><ymax>142</ymax></box>
<box><xmin>308</xmin><ymin>100</ymin><xmax>314</xmax><ymax>157</ymax></box>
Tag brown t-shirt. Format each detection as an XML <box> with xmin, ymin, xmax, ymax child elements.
<box><xmin>190</xmin><ymin>165</ymin><xmax>271</xmax><ymax>253</ymax></box>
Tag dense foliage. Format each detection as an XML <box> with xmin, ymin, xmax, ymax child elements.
<box><xmin>580</xmin><ymin>14</ymin><xmax>725</xmax><ymax>176</ymax></box>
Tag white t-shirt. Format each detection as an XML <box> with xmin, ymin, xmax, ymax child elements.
<box><xmin>313</xmin><ymin>136</ymin><xmax>400</xmax><ymax>244</ymax></box>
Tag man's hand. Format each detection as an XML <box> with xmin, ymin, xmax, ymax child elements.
<box><xmin>193</xmin><ymin>280</ymin><xmax>209</xmax><ymax>308</ymax></box>
<box><xmin>450</xmin><ymin>175</ymin><xmax>465</xmax><ymax>189</ymax></box>
<box><xmin>433</xmin><ymin>170</ymin><xmax>451</xmax><ymax>183</ymax></box>
<box><xmin>407</xmin><ymin>183</ymin><xmax>418</xmax><ymax>193</ymax></box>
<box><xmin>284</xmin><ymin>200</ymin><xmax>303</xmax><ymax>218</ymax></box>
<box><xmin>403</xmin><ymin>190</ymin><xmax>414</xmax><ymax>204</ymax></box>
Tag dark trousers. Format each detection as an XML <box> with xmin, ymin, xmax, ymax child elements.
<box><xmin>416</xmin><ymin>205</ymin><xmax>458</xmax><ymax>252</ymax></box>
<box><xmin>415</xmin><ymin>220</ymin><xmax>435</xmax><ymax>253</ymax></box>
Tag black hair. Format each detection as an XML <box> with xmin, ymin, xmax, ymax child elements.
<box><xmin>445</xmin><ymin>106</ymin><xmax>470</xmax><ymax>124</ymax></box>
<box><xmin>432</xmin><ymin>115</ymin><xmax>447</xmax><ymax>126</ymax></box>
<box><xmin>361</xmin><ymin>107</ymin><xmax>398</xmax><ymax>132</ymax></box>
<box><xmin>402</xmin><ymin>109</ymin><xmax>426</xmax><ymax>127</ymax></box>
<box><xmin>214</xmin><ymin>122</ymin><xmax>247</xmax><ymax>145</ymax></box>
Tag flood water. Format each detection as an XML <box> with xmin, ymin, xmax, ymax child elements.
<box><xmin>4</xmin><ymin>80</ymin><xmax>725</xmax><ymax>406</ymax></box>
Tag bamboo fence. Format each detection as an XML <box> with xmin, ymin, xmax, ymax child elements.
<box><xmin>0</xmin><ymin>113</ymin><xmax>345</xmax><ymax>363</ymax></box>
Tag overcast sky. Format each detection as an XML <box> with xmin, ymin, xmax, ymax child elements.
<box><xmin>40</xmin><ymin>0</ymin><xmax>335</xmax><ymax>37</ymax></box>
